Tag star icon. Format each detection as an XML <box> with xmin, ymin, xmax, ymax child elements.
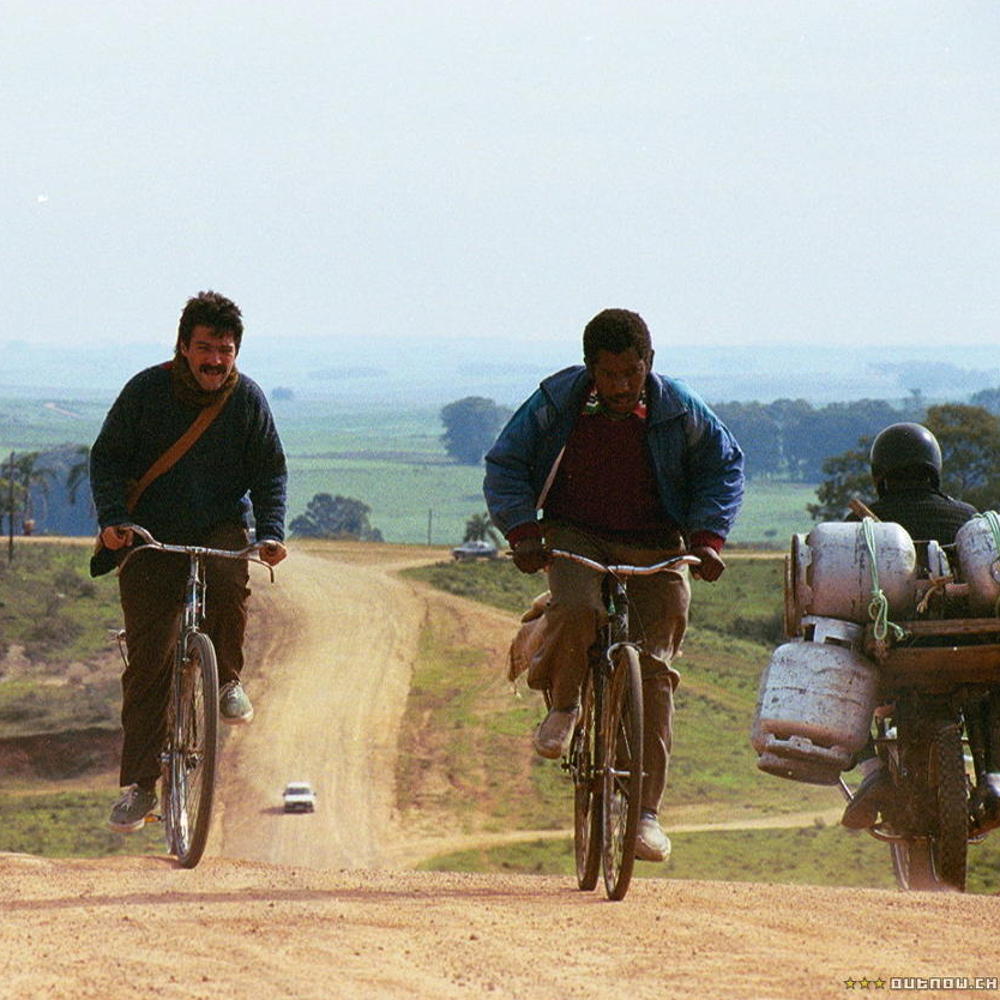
<box><xmin>874</xmin><ymin>979</ymin><xmax>887</xmax><ymax>990</ymax></box>
<box><xmin>844</xmin><ymin>979</ymin><xmax>857</xmax><ymax>989</ymax></box>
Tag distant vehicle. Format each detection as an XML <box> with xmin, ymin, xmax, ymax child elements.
<box><xmin>282</xmin><ymin>781</ymin><xmax>317</xmax><ymax>813</ymax></box>
<box><xmin>451</xmin><ymin>539</ymin><xmax>499</xmax><ymax>562</ymax></box>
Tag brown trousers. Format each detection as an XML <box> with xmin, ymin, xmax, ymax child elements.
<box><xmin>532</xmin><ymin>521</ymin><xmax>691</xmax><ymax>814</ymax></box>
<box><xmin>117</xmin><ymin>522</ymin><xmax>250</xmax><ymax>787</ymax></box>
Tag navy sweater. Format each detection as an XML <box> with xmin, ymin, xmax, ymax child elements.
<box><xmin>90</xmin><ymin>363</ymin><xmax>287</xmax><ymax>543</ymax></box>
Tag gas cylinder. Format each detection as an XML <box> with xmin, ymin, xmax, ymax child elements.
<box><xmin>752</xmin><ymin>616</ymin><xmax>879</xmax><ymax>785</ymax></box>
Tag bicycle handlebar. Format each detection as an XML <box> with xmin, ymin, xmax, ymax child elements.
<box><xmin>549</xmin><ymin>548</ymin><xmax>701</xmax><ymax>576</ymax></box>
<box><xmin>118</xmin><ymin>525</ymin><xmax>277</xmax><ymax>581</ymax></box>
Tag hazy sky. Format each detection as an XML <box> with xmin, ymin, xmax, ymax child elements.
<box><xmin>4</xmin><ymin>1</ymin><xmax>999</xmax><ymax>359</ymax></box>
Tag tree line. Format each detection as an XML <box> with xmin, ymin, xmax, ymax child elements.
<box><xmin>8</xmin><ymin>388</ymin><xmax>1000</xmax><ymax>542</ymax></box>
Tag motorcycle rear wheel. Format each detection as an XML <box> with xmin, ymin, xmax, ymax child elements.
<box><xmin>889</xmin><ymin>722</ymin><xmax>968</xmax><ymax>892</ymax></box>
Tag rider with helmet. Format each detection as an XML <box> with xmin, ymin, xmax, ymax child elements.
<box><xmin>841</xmin><ymin>421</ymin><xmax>981</xmax><ymax>828</ymax></box>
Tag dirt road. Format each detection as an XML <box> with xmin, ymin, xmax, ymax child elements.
<box><xmin>2</xmin><ymin>543</ymin><xmax>998</xmax><ymax>1000</ymax></box>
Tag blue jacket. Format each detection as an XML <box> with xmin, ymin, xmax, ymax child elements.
<box><xmin>483</xmin><ymin>366</ymin><xmax>744</xmax><ymax>540</ymax></box>
<box><xmin>90</xmin><ymin>363</ymin><xmax>287</xmax><ymax>543</ymax></box>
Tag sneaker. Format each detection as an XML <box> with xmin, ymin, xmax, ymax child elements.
<box><xmin>841</xmin><ymin>766</ymin><xmax>891</xmax><ymax>829</ymax></box>
<box><xmin>636</xmin><ymin>813</ymin><xmax>672</xmax><ymax>862</ymax></box>
<box><xmin>108</xmin><ymin>785</ymin><xmax>158</xmax><ymax>833</ymax></box>
<box><xmin>532</xmin><ymin>707</ymin><xmax>579</xmax><ymax>759</ymax></box>
<box><xmin>220</xmin><ymin>680</ymin><xmax>254</xmax><ymax>724</ymax></box>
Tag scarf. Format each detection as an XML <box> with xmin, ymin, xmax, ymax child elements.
<box><xmin>169</xmin><ymin>351</ymin><xmax>240</xmax><ymax>409</ymax></box>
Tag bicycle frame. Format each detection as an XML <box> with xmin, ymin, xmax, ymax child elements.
<box><xmin>115</xmin><ymin>525</ymin><xmax>274</xmax><ymax>866</ymax></box>
<box><xmin>549</xmin><ymin>548</ymin><xmax>699</xmax><ymax>899</ymax></box>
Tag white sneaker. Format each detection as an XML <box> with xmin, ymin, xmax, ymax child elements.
<box><xmin>636</xmin><ymin>814</ymin><xmax>671</xmax><ymax>862</ymax></box>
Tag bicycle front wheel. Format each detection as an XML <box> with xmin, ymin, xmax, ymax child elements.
<box><xmin>572</xmin><ymin>668</ymin><xmax>601</xmax><ymax>891</ymax></box>
<box><xmin>600</xmin><ymin>644</ymin><xmax>644</xmax><ymax>901</ymax></box>
<box><xmin>163</xmin><ymin>630</ymin><xmax>219</xmax><ymax>868</ymax></box>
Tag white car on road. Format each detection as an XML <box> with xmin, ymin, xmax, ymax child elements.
<box><xmin>282</xmin><ymin>781</ymin><xmax>317</xmax><ymax>813</ymax></box>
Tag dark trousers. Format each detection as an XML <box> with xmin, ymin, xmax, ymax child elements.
<box><xmin>117</xmin><ymin>523</ymin><xmax>250</xmax><ymax>787</ymax></box>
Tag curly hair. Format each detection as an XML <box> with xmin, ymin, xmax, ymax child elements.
<box><xmin>582</xmin><ymin>309</ymin><xmax>653</xmax><ymax>365</ymax></box>
<box><xmin>177</xmin><ymin>291</ymin><xmax>244</xmax><ymax>351</ymax></box>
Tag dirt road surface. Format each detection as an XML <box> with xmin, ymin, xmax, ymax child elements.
<box><xmin>2</xmin><ymin>543</ymin><xmax>998</xmax><ymax>1000</ymax></box>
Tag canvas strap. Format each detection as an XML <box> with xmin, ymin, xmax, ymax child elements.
<box><xmin>124</xmin><ymin>394</ymin><xmax>228</xmax><ymax>513</ymax></box>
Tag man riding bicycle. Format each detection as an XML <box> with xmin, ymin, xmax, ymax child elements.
<box><xmin>484</xmin><ymin>308</ymin><xmax>744</xmax><ymax>862</ymax></box>
<box><xmin>90</xmin><ymin>291</ymin><xmax>288</xmax><ymax>833</ymax></box>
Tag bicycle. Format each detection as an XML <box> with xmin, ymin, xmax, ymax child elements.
<box><xmin>116</xmin><ymin>524</ymin><xmax>275</xmax><ymax>868</ymax></box>
<box><xmin>548</xmin><ymin>549</ymin><xmax>700</xmax><ymax>900</ymax></box>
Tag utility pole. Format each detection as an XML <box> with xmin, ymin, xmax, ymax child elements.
<box><xmin>7</xmin><ymin>450</ymin><xmax>14</xmax><ymax>563</ymax></box>
<box><xmin>427</xmin><ymin>508</ymin><xmax>433</xmax><ymax>546</ymax></box>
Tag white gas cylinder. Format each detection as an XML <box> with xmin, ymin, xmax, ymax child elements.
<box><xmin>955</xmin><ymin>514</ymin><xmax>1000</xmax><ymax>617</ymax></box>
<box><xmin>752</xmin><ymin>616</ymin><xmax>879</xmax><ymax>785</ymax></box>
<box><xmin>798</xmin><ymin>521</ymin><xmax>918</xmax><ymax>626</ymax></box>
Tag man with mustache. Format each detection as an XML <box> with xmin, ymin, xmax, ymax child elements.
<box><xmin>90</xmin><ymin>290</ymin><xmax>288</xmax><ymax>833</ymax></box>
<box><xmin>484</xmin><ymin>308</ymin><xmax>744</xmax><ymax>862</ymax></box>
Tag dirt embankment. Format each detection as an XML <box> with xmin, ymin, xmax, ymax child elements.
<box><xmin>2</xmin><ymin>541</ymin><xmax>998</xmax><ymax>1000</ymax></box>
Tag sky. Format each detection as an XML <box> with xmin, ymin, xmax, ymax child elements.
<box><xmin>3</xmin><ymin>1</ymin><xmax>1000</xmax><ymax>393</ymax></box>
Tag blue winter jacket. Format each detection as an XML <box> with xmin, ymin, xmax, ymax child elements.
<box><xmin>483</xmin><ymin>366</ymin><xmax>744</xmax><ymax>541</ymax></box>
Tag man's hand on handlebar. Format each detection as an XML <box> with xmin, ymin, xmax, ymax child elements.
<box><xmin>511</xmin><ymin>537</ymin><xmax>550</xmax><ymax>575</ymax></box>
<box><xmin>689</xmin><ymin>545</ymin><xmax>725</xmax><ymax>582</ymax></box>
<box><xmin>100</xmin><ymin>524</ymin><xmax>134</xmax><ymax>550</ymax></box>
<box><xmin>257</xmin><ymin>540</ymin><xmax>288</xmax><ymax>567</ymax></box>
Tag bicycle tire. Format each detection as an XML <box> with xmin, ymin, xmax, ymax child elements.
<box><xmin>163</xmin><ymin>630</ymin><xmax>219</xmax><ymax>868</ymax></box>
<box><xmin>572</xmin><ymin>668</ymin><xmax>601</xmax><ymax>891</ymax></box>
<box><xmin>600</xmin><ymin>644</ymin><xmax>643</xmax><ymax>901</ymax></box>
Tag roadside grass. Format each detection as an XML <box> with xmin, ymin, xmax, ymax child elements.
<box><xmin>0</xmin><ymin>543</ymin><xmax>122</xmax><ymax>664</ymax></box>
<box><xmin>398</xmin><ymin>555</ymin><xmax>833</xmax><ymax>841</ymax></box>
<box><xmin>395</xmin><ymin>605</ymin><xmax>567</xmax><ymax>833</ymax></box>
<box><xmin>416</xmin><ymin>824</ymin><xmax>1000</xmax><ymax>895</ymax></box>
<box><xmin>0</xmin><ymin>790</ymin><xmax>162</xmax><ymax>857</ymax></box>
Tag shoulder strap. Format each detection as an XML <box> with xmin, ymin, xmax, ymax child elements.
<box><xmin>125</xmin><ymin>394</ymin><xmax>228</xmax><ymax>513</ymax></box>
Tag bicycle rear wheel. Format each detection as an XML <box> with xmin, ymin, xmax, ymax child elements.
<box><xmin>163</xmin><ymin>630</ymin><xmax>219</xmax><ymax>868</ymax></box>
<box><xmin>600</xmin><ymin>644</ymin><xmax>644</xmax><ymax>901</ymax></box>
<box><xmin>572</xmin><ymin>668</ymin><xmax>601</xmax><ymax>891</ymax></box>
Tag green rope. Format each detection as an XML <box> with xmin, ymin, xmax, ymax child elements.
<box><xmin>862</xmin><ymin>518</ymin><xmax>906</xmax><ymax>642</ymax></box>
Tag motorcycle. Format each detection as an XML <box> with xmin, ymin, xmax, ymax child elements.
<box><xmin>753</xmin><ymin>515</ymin><xmax>1000</xmax><ymax>892</ymax></box>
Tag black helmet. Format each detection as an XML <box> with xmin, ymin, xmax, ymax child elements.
<box><xmin>869</xmin><ymin>422</ymin><xmax>942</xmax><ymax>488</ymax></box>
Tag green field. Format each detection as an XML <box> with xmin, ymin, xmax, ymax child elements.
<box><xmin>1</xmin><ymin>393</ymin><xmax>819</xmax><ymax>547</ymax></box>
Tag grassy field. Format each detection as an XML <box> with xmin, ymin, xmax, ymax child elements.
<box><xmin>0</xmin><ymin>789</ymin><xmax>161</xmax><ymax>857</ymax></box>
<box><xmin>417</xmin><ymin>823</ymin><xmax>1000</xmax><ymax>894</ymax></box>
<box><xmin>2</xmin><ymin>393</ymin><xmax>820</xmax><ymax>547</ymax></box>
<box><xmin>399</xmin><ymin>556</ymin><xmax>1000</xmax><ymax>893</ymax></box>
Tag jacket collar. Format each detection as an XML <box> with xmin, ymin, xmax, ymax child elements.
<box><xmin>539</xmin><ymin>365</ymin><xmax>686</xmax><ymax>424</ymax></box>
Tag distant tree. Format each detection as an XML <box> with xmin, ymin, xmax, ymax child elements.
<box><xmin>969</xmin><ymin>386</ymin><xmax>1000</xmax><ymax>417</ymax></box>
<box><xmin>807</xmin><ymin>442</ymin><xmax>872</xmax><ymax>521</ymax></box>
<box><xmin>440</xmin><ymin>397</ymin><xmax>511</xmax><ymax>466</ymax></box>
<box><xmin>925</xmin><ymin>403</ymin><xmax>1000</xmax><ymax>510</ymax></box>
<box><xmin>271</xmin><ymin>386</ymin><xmax>295</xmax><ymax>401</ymax></box>
<box><xmin>809</xmin><ymin>402</ymin><xmax>1000</xmax><ymax>520</ymax></box>
<box><xmin>713</xmin><ymin>401</ymin><xmax>782</xmax><ymax>478</ymax></box>
<box><xmin>66</xmin><ymin>445</ymin><xmax>91</xmax><ymax>504</ymax></box>
<box><xmin>289</xmin><ymin>493</ymin><xmax>384</xmax><ymax>541</ymax></box>
<box><xmin>463</xmin><ymin>512</ymin><xmax>501</xmax><ymax>545</ymax></box>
